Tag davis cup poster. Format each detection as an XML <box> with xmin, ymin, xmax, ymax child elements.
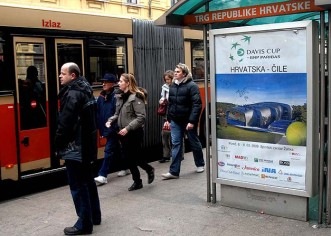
<box><xmin>214</xmin><ymin>28</ymin><xmax>307</xmax><ymax>190</ymax></box>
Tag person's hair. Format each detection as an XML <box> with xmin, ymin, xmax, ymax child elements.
<box><xmin>176</xmin><ymin>63</ymin><xmax>190</xmax><ymax>77</ymax></box>
<box><xmin>121</xmin><ymin>73</ymin><xmax>146</xmax><ymax>103</ymax></box>
<box><xmin>26</xmin><ymin>66</ymin><xmax>38</xmax><ymax>81</ymax></box>
<box><xmin>66</xmin><ymin>62</ymin><xmax>81</xmax><ymax>77</ymax></box>
<box><xmin>163</xmin><ymin>70</ymin><xmax>174</xmax><ymax>82</ymax></box>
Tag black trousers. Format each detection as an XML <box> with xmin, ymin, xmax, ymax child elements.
<box><xmin>65</xmin><ymin>160</ymin><xmax>101</xmax><ymax>231</ymax></box>
<box><xmin>119</xmin><ymin>128</ymin><xmax>153</xmax><ymax>183</ymax></box>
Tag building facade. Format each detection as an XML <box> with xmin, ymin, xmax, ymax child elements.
<box><xmin>0</xmin><ymin>0</ymin><xmax>177</xmax><ymax>20</ymax></box>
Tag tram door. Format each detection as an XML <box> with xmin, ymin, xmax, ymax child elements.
<box><xmin>55</xmin><ymin>39</ymin><xmax>84</xmax><ymax>165</ymax></box>
<box><xmin>14</xmin><ymin>37</ymin><xmax>50</xmax><ymax>174</ymax></box>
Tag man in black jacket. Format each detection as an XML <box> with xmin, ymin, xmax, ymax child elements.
<box><xmin>162</xmin><ymin>63</ymin><xmax>205</xmax><ymax>180</ymax></box>
<box><xmin>55</xmin><ymin>62</ymin><xmax>101</xmax><ymax>235</ymax></box>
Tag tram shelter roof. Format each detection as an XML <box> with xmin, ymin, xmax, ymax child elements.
<box><xmin>155</xmin><ymin>0</ymin><xmax>329</xmax><ymax>29</ymax></box>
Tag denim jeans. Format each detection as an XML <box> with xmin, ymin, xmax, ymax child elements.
<box><xmin>169</xmin><ymin>121</ymin><xmax>204</xmax><ymax>176</ymax></box>
<box><xmin>98</xmin><ymin>135</ymin><xmax>121</xmax><ymax>177</ymax></box>
<box><xmin>162</xmin><ymin>129</ymin><xmax>184</xmax><ymax>159</ymax></box>
<box><xmin>66</xmin><ymin>160</ymin><xmax>101</xmax><ymax>232</ymax></box>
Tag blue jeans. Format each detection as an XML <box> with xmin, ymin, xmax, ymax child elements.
<box><xmin>98</xmin><ymin>135</ymin><xmax>121</xmax><ymax>177</ymax></box>
<box><xmin>169</xmin><ymin>121</ymin><xmax>204</xmax><ymax>176</ymax></box>
<box><xmin>66</xmin><ymin>160</ymin><xmax>101</xmax><ymax>232</ymax></box>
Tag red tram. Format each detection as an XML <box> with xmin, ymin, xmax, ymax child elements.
<box><xmin>0</xmin><ymin>4</ymin><xmax>204</xmax><ymax>182</ymax></box>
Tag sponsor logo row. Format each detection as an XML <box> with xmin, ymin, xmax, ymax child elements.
<box><xmin>217</xmin><ymin>161</ymin><xmax>303</xmax><ymax>178</ymax></box>
<box><xmin>219</xmin><ymin>169</ymin><xmax>302</xmax><ymax>182</ymax></box>
<box><xmin>221</xmin><ymin>154</ymin><xmax>293</xmax><ymax>166</ymax></box>
<box><xmin>219</xmin><ymin>146</ymin><xmax>303</xmax><ymax>161</ymax></box>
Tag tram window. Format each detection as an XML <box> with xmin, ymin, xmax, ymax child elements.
<box><xmin>0</xmin><ymin>34</ymin><xmax>10</xmax><ymax>91</ymax></box>
<box><xmin>191</xmin><ymin>41</ymin><xmax>204</xmax><ymax>81</ymax></box>
<box><xmin>16</xmin><ymin>42</ymin><xmax>47</xmax><ymax>130</ymax></box>
<box><xmin>57</xmin><ymin>42</ymin><xmax>83</xmax><ymax>80</ymax></box>
<box><xmin>89</xmin><ymin>36</ymin><xmax>126</xmax><ymax>85</ymax></box>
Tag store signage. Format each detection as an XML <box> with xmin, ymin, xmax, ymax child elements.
<box><xmin>184</xmin><ymin>0</ymin><xmax>323</xmax><ymax>25</ymax></box>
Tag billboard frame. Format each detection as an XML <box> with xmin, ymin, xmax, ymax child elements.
<box><xmin>210</xmin><ymin>21</ymin><xmax>319</xmax><ymax>197</ymax></box>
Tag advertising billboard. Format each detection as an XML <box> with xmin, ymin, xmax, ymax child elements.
<box><xmin>210</xmin><ymin>21</ymin><xmax>319</xmax><ymax>197</ymax></box>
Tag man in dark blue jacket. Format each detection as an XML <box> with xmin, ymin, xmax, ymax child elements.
<box><xmin>55</xmin><ymin>62</ymin><xmax>101</xmax><ymax>235</ymax></box>
<box><xmin>162</xmin><ymin>63</ymin><xmax>205</xmax><ymax>180</ymax></box>
<box><xmin>94</xmin><ymin>73</ymin><xmax>130</xmax><ymax>185</ymax></box>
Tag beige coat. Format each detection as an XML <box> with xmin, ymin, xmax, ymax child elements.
<box><xmin>108</xmin><ymin>92</ymin><xmax>146</xmax><ymax>132</ymax></box>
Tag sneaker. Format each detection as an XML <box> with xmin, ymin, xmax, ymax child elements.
<box><xmin>94</xmin><ymin>176</ymin><xmax>107</xmax><ymax>185</ymax></box>
<box><xmin>161</xmin><ymin>172</ymin><xmax>179</xmax><ymax>180</ymax></box>
<box><xmin>196</xmin><ymin>166</ymin><xmax>205</xmax><ymax>173</ymax></box>
<box><xmin>117</xmin><ymin>169</ymin><xmax>130</xmax><ymax>177</ymax></box>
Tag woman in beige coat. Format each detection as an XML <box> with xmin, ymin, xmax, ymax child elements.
<box><xmin>106</xmin><ymin>73</ymin><xmax>154</xmax><ymax>191</ymax></box>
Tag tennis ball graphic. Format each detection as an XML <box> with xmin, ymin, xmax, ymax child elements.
<box><xmin>285</xmin><ymin>121</ymin><xmax>307</xmax><ymax>146</ymax></box>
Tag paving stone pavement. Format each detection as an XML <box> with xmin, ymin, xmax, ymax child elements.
<box><xmin>0</xmin><ymin>149</ymin><xmax>330</xmax><ymax>236</ymax></box>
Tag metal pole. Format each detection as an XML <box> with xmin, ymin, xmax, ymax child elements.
<box><xmin>319</xmin><ymin>11</ymin><xmax>325</xmax><ymax>225</ymax></box>
<box><xmin>327</xmin><ymin>10</ymin><xmax>331</xmax><ymax>225</ymax></box>
<box><xmin>209</xmin><ymin>22</ymin><xmax>217</xmax><ymax>204</ymax></box>
<box><xmin>203</xmin><ymin>24</ymin><xmax>211</xmax><ymax>203</ymax></box>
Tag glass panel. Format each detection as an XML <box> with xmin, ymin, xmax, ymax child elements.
<box><xmin>88</xmin><ymin>36</ymin><xmax>126</xmax><ymax>85</ymax></box>
<box><xmin>174</xmin><ymin>0</ymin><xmax>289</xmax><ymax>15</ymax></box>
<box><xmin>0</xmin><ymin>33</ymin><xmax>7</xmax><ymax>91</ymax></box>
<box><xmin>246</xmin><ymin>12</ymin><xmax>321</xmax><ymax>26</ymax></box>
<box><xmin>173</xmin><ymin>0</ymin><xmax>203</xmax><ymax>15</ymax></box>
<box><xmin>191</xmin><ymin>40</ymin><xmax>204</xmax><ymax>81</ymax></box>
<box><xmin>209</xmin><ymin>0</ymin><xmax>288</xmax><ymax>11</ymax></box>
<box><xmin>57</xmin><ymin>42</ymin><xmax>83</xmax><ymax>84</ymax></box>
<box><xmin>16</xmin><ymin>42</ymin><xmax>47</xmax><ymax>130</ymax></box>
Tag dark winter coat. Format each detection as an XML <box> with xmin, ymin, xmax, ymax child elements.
<box><xmin>96</xmin><ymin>87</ymin><xmax>119</xmax><ymax>137</ymax></box>
<box><xmin>55</xmin><ymin>76</ymin><xmax>98</xmax><ymax>163</ymax></box>
<box><xmin>167</xmin><ymin>74</ymin><xmax>202</xmax><ymax>125</ymax></box>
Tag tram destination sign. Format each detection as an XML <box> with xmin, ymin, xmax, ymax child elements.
<box><xmin>184</xmin><ymin>0</ymin><xmax>323</xmax><ymax>25</ymax></box>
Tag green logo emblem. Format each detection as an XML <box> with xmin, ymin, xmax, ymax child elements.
<box><xmin>229</xmin><ymin>35</ymin><xmax>251</xmax><ymax>63</ymax></box>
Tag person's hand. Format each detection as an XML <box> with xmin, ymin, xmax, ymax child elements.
<box><xmin>159</xmin><ymin>98</ymin><xmax>164</xmax><ymax>104</ymax></box>
<box><xmin>186</xmin><ymin>123</ymin><xmax>194</xmax><ymax>130</ymax></box>
<box><xmin>118</xmin><ymin>128</ymin><xmax>128</xmax><ymax>136</ymax></box>
<box><xmin>105</xmin><ymin>121</ymin><xmax>112</xmax><ymax>128</ymax></box>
